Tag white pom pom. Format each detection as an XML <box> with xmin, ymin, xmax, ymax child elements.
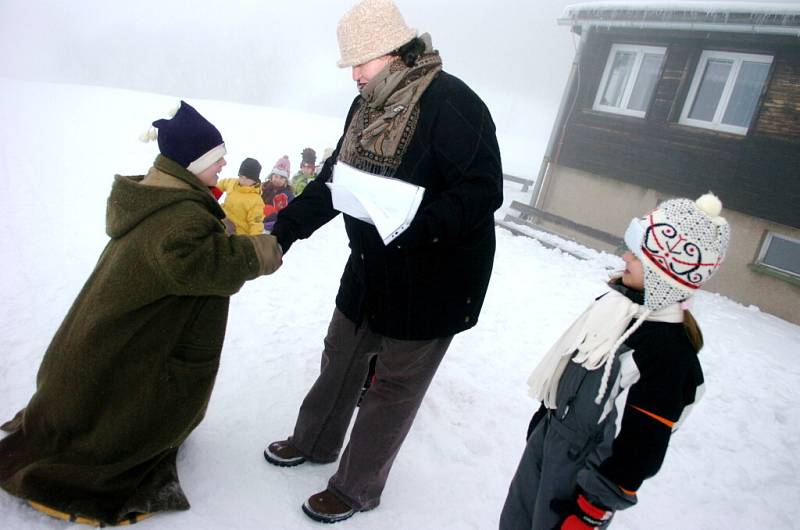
<box><xmin>167</xmin><ymin>104</ymin><xmax>180</xmax><ymax>118</ymax></box>
<box><xmin>696</xmin><ymin>193</ymin><xmax>722</xmax><ymax>218</ymax></box>
<box><xmin>138</xmin><ymin>127</ymin><xmax>157</xmax><ymax>143</ymax></box>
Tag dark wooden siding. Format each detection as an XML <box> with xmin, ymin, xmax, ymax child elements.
<box><xmin>757</xmin><ymin>53</ymin><xmax>800</xmax><ymax>137</ymax></box>
<box><xmin>557</xmin><ymin>28</ymin><xmax>800</xmax><ymax>228</ymax></box>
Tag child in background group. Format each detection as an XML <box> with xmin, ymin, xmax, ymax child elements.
<box><xmin>316</xmin><ymin>147</ymin><xmax>334</xmax><ymax>174</ymax></box>
<box><xmin>0</xmin><ymin>101</ymin><xmax>282</xmax><ymax>527</ymax></box>
<box><xmin>261</xmin><ymin>155</ymin><xmax>295</xmax><ymax>232</ymax></box>
<box><xmin>217</xmin><ymin>157</ymin><xmax>266</xmax><ymax>235</ymax></box>
<box><xmin>500</xmin><ymin>194</ymin><xmax>730</xmax><ymax>530</ymax></box>
<box><xmin>291</xmin><ymin>147</ymin><xmax>317</xmax><ymax>195</ymax></box>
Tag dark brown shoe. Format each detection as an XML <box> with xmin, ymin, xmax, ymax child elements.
<box><xmin>264</xmin><ymin>439</ymin><xmax>306</xmax><ymax>467</ymax></box>
<box><xmin>302</xmin><ymin>489</ymin><xmax>356</xmax><ymax>524</ymax></box>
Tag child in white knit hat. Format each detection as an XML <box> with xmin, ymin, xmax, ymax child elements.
<box><xmin>261</xmin><ymin>155</ymin><xmax>295</xmax><ymax>232</ymax></box>
<box><xmin>500</xmin><ymin>194</ymin><xmax>731</xmax><ymax>530</ymax></box>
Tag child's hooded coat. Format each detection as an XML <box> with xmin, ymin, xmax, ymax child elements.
<box><xmin>0</xmin><ymin>155</ymin><xmax>279</xmax><ymax>524</ymax></box>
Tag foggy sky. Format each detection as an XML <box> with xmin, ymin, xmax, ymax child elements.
<box><xmin>1</xmin><ymin>0</ymin><xmax>795</xmax><ymax>153</ymax></box>
<box><xmin>0</xmin><ymin>0</ymin><xmax>579</xmax><ymax>137</ymax></box>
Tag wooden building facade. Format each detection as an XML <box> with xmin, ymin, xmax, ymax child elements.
<box><xmin>530</xmin><ymin>3</ymin><xmax>800</xmax><ymax>324</ymax></box>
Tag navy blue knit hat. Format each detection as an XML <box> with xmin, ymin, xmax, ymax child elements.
<box><xmin>151</xmin><ymin>101</ymin><xmax>226</xmax><ymax>175</ymax></box>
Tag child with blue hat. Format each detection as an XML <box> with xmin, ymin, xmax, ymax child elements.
<box><xmin>0</xmin><ymin>101</ymin><xmax>282</xmax><ymax>526</ymax></box>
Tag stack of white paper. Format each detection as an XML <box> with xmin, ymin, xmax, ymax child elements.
<box><xmin>327</xmin><ymin>162</ymin><xmax>425</xmax><ymax>245</ymax></box>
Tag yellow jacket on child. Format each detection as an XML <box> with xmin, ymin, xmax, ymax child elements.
<box><xmin>217</xmin><ymin>178</ymin><xmax>265</xmax><ymax>235</ymax></box>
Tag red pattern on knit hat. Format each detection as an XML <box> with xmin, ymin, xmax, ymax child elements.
<box><xmin>271</xmin><ymin>155</ymin><xmax>291</xmax><ymax>179</ymax></box>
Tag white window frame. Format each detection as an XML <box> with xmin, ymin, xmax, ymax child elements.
<box><xmin>755</xmin><ymin>231</ymin><xmax>800</xmax><ymax>280</ymax></box>
<box><xmin>679</xmin><ymin>50</ymin><xmax>773</xmax><ymax>135</ymax></box>
<box><xmin>593</xmin><ymin>44</ymin><xmax>667</xmax><ymax>118</ymax></box>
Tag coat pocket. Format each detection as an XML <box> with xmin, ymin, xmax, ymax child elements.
<box><xmin>172</xmin><ymin>297</ymin><xmax>229</xmax><ymax>364</ymax></box>
<box><xmin>165</xmin><ymin>352</ymin><xmax>221</xmax><ymax>400</ymax></box>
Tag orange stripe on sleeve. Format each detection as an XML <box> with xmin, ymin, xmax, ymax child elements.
<box><xmin>630</xmin><ymin>405</ymin><xmax>675</xmax><ymax>428</ymax></box>
<box><xmin>618</xmin><ymin>485</ymin><xmax>637</xmax><ymax>496</ymax></box>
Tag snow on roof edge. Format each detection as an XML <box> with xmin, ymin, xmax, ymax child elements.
<box><xmin>563</xmin><ymin>1</ymin><xmax>800</xmax><ymax>17</ymax></box>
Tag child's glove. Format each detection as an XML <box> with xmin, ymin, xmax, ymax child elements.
<box><xmin>552</xmin><ymin>493</ymin><xmax>613</xmax><ymax>529</ymax></box>
<box><xmin>250</xmin><ymin>235</ymin><xmax>283</xmax><ymax>275</ymax></box>
<box><xmin>273</xmin><ymin>193</ymin><xmax>289</xmax><ymax>211</ymax></box>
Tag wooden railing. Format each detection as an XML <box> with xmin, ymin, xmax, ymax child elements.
<box><xmin>502</xmin><ymin>173</ymin><xmax>535</xmax><ymax>192</ymax></box>
<box><xmin>506</xmin><ymin>200</ymin><xmax>625</xmax><ymax>250</ymax></box>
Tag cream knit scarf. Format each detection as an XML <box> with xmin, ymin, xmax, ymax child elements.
<box><xmin>338</xmin><ymin>33</ymin><xmax>442</xmax><ymax>176</ymax></box>
<box><xmin>528</xmin><ymin>287</ymin><xmax>684</xmax><ymax>408</ymax></box>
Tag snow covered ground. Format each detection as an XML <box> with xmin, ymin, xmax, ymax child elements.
<box><xmin>1</xmin><ymin>78</ymin><xmax>799</xmax><ymax>529</ymax></box>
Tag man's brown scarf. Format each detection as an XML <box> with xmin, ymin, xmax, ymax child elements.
<box><xmin>338</xmin><ymin>35</ymin><xmax>442</xmax><ymax>176</ymax></box>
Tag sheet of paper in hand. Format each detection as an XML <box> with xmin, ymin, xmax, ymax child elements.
<box><xmin>327</xmin><ymin>162</ymin><xmax>425</xmax><ymax>245</ymax></box>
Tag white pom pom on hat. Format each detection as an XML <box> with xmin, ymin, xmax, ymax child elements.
<box><xmin>138</xmin><ymin>103</ymin><xmax>181</xmax><ymax>143</ymax></box>
<box><xmin>696</xmin><ymin>192</ymin><xmax>728</xmax><ymax>226</ymax></box>
<box><xmin>138</xmin><ymin>126</ymin><xmax>158</xmax><ymax>143</ymax></box>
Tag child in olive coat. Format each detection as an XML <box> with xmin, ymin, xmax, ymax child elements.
<box><xmin>0</xmin><ymin>101</ymin><xmax>282</xmax><ymax>526</ymax></box>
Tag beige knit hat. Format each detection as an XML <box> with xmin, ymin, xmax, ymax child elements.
<box><xmin>336</xmin><ymin>0</ymin><xmax>417</xmax><ymax>68</ymax></box>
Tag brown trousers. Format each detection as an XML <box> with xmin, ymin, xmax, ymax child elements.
<box><xmin>289</xmin><ymin>308</ymin><xmax>452</xmax><ymax>510</ymax></box>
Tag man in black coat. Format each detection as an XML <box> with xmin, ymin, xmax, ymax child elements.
<box><xmin>264</xmin><ymin>0</ymin><xmax>503</xmax><ymax>523</ymax></box>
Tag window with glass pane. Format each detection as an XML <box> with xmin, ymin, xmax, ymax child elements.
<box><xmin>680</xmin><ymin>51</ymin><xmax>772</xmax><ymax>134</ymax></box>
<box><xmin>757</xmin><ymin>233</ymin><xmax>800</xmax><ymax>278</ymax></box>
<box><xmin>594</xmin><ymin>44</ymin><xmax>666</xmax><ymax>118</ymax></box>
<box><xmin>723</xmin><ymin>61</ymin><xmax>771</xmax><ymax>127</ymax></box>
<box><xmin>600</xmin><ymin>51</ymin><xmax>635</xmax><ymax>107</ymax></box>
<box><xmin>628</xmin><ymin>53</ymin><xmax>666</xmax><ymax>111</ymax></box>
<box><xmin>689</xmin><ymin>59</ymin><xmax>732</xmax><ymax>121</ymax></box>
